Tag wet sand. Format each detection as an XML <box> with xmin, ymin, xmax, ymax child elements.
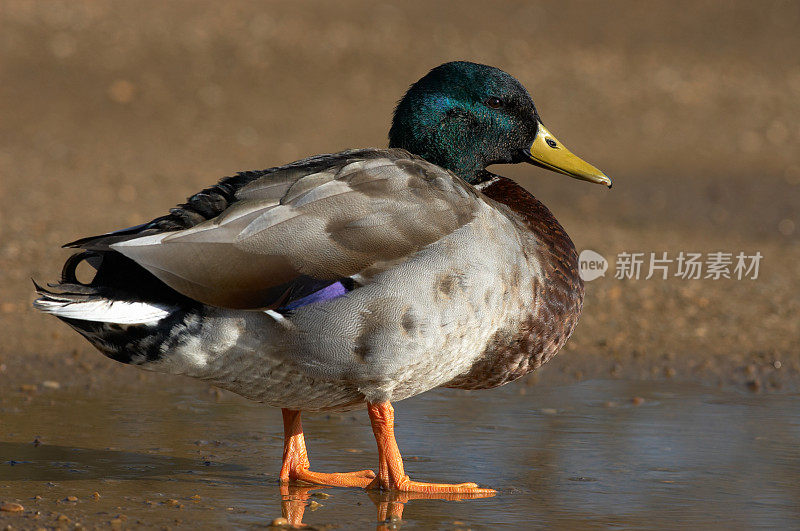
<box><xmin>1</xmin><ymin>0</ymin><xmax>800</xmax><ymax>527</ymax></box>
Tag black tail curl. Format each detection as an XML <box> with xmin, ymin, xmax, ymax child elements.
<box><xmin>45</xmin><ymin>250</ymin><xmax>196</xmax><ymax>306</ymax></box>
<box><xmin>61</xmin><ymin>251</ymin><xmax>101</xmax><ymax>285</ymax></box>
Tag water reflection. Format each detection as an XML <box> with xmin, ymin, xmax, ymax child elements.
<box><xmin>279</xmin><ymin>483</ymin><xmax>493</xmax><ymax>529</ymax></box>
<box><xmin>0</xmin><ymin>439</ymin><xmax>494</xmax><ymax>528</ymax></box>
<box><xmin>1</xmin><ymin>379</ymin><xmax>798</xmax><ymax>528</ymax></box>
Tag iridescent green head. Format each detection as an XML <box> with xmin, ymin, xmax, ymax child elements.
<box><xmin>389</xmin><ymin>61</ymin><xmax>611</xmax><ymax>187</ymax></box>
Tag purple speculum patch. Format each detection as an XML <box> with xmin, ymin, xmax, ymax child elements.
<box><xmin>279</xmin><ymin>281</ymin><xmax>350</xmax><ymax>311</ymax></box>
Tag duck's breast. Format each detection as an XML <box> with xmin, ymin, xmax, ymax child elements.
<box><xmin>444</xmin><ymin>176</ymin><xmax>585</xmax><ymax>390</ymax></box>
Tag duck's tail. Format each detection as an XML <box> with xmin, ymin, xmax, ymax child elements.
<box><xmin>34</xmin><ymin>250</ymin><xmax>181</xmax><ymax>323</ymax></box>
<box><xmin>33</xmin><ymin>283</ymin><xmax>172</xmax><ymax>325</ymax></box>
<box><xmin>33</xmin><ymin>250</ymin><xmax>196</xmax><ymax>365</ymax></box>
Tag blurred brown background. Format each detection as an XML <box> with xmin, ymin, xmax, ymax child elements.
<box><xmin>1</xmin><ymin>0</ymin><xmax>799</xmax><ymax>390</ymax></box>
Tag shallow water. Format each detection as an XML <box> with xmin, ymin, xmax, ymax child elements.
<box><xmin>1</xmin><ymin>379</ymin><xmax>799</xmax><ymax>529</ymax></box>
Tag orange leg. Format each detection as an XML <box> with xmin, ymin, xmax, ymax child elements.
<box><xmin>365</xmin><ymin>401</ymin><xmax>496</xmax><ymax>495</ymax></box>
<box><xmin>280</xmin><ymin>408</ymin><xmax>375</xmax><ymax>488</ymax></box>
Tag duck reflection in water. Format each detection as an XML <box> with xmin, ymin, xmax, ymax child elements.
<box><xmin>279</xmin><ymin>484</ymin><xmax>492</xmax><ymax>528</ymax></box>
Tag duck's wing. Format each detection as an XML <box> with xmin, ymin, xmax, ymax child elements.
<box><xmin>67</xmin><ymin>149</ymin><xmax>479</xmax><ymax>309</ymax></box>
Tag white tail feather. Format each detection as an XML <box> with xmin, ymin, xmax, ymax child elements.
<box><xmin>34</xmin><ymin>298</ymin><xmax>171</xmax><ymax>325</ymax></box>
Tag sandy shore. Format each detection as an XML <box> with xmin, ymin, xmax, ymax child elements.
<box><xmin>1</xmin><ymin>1</ymin><xmax>799</xmax><ymax>394</ymax></box>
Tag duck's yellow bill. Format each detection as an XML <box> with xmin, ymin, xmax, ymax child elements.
<box><xmin>528</xmin><ymin>123</ymin><xmax>612</xmax><ymax>188</ymax></box>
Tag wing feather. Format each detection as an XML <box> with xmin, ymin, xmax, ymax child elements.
<box><xmin>102</xmin><ymin>149</ymin><xmax>478</xmax><ymax>309</ymax></box>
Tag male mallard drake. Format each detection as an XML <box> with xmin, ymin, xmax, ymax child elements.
<box><xmin>35</xmin><ymin>61</ymin><xmax>610</xmax><ymax>494</ymax></box>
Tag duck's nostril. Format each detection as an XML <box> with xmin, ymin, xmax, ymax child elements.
<box><xmin>546</xmin><ymin>138</ymin><xmax>558</xmax><ymax>149</ymax></box>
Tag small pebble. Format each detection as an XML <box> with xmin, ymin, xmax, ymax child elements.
<box><xmin>631</xmin><ymin>397</ymin><xmax>645</xmax><ymax>406</ymax></box>
<box><xmin>270</xmin><ymin>516</ymin><xmax>289</xmax><ymax>527</ymax></box>
<box><xmin>0</xmin><ymin>502</ymin><xmax>23</xmax><ymax>512</ymax></box>
<box><xmin>164</xmin><ymin>499</ymin><xmax>180</xmax><ymax>507</ymax></box>
<box><xmin>56</xmin><ymin>514</ymin><xmax>70</xmax><ymax>522</ymax></box>
<box><xmin>65</xmin><ymin>496</ymin><xmax>78</xmax><ymax>502</ymax></box>
<box><xmin>308</xmin><ymin>500</ymin><xmax>322</xmax><ymax>511</ymax></box>
<box><xmin>190</xmin><ymin>494</ymin><xmax>201</xmax><ymax>500</ymax></box>
<box><xmin>91</xmin><ymin>492</ymin><xmax>100</xmax><ymax>500</ymax></box>
<box><xmin>42</xmin><ymin>381</ymin><xmax>61</xmax><ymax>389</ymax></box>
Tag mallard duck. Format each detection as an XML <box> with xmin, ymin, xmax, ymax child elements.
<box><xmin>34</xmin><ymin>61</ymin><xmax>610</xmax><ymax>494</ymax></box>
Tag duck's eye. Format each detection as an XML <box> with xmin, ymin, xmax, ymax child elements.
<box><xmin>546</xmin><ymin>138</ymin><xmax>558</xmax><ymax>148</ymax></box>
<box><xmin>486</xmin><ymin>97</ymin><xmax>503</xmax><ymax>109</ymax></box>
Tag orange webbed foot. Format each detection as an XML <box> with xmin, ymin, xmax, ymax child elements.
<box><xmin>283</xmin><ymin>465</ymin><xmax>376</xmax><ymax>488</ymax></box>
<box><xmin>366</xmin><ymin>474</ymin><xmax>495</xmax><ymax>495</ymax></box>
<box><xmin>281</xmin><ymin>408</ymin><xmax>376</xmax><ymax>489</ymax></box>
<box><xmin>366</xmin><ymin>401</ymin><xmax>496</xmax><ymax>498</ymax></box>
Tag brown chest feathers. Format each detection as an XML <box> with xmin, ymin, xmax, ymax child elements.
<box><xmin>444</xmin><ymin>176</ymin><xmax>585</xmax><ymax>390</ymax></box>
